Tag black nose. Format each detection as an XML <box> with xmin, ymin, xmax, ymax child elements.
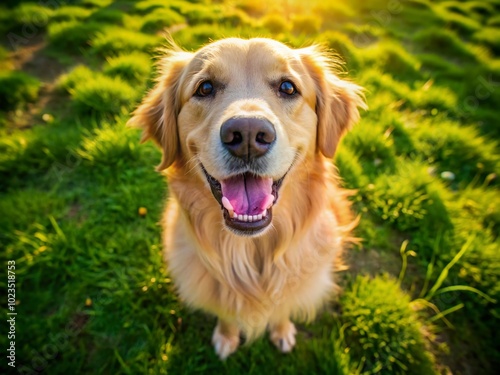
<box><xmin>220</xmin><ymin>117</ymin><xmax>276</xmax><ymax>161</ymax></box>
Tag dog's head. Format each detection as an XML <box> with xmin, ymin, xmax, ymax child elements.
<box><xmin>129</xmin><ymin>38</ymin><xmax>365</xmax><ymax>236</ymax></box>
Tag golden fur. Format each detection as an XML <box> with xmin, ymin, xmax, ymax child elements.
<box><xmin>128</xmin><ymin>38</ymin><xmax>366</xmax><ymax>359</ymax></box>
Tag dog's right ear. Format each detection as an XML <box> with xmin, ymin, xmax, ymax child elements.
<box><xmin>299</xmin><ymin>45</ymin><xmax>366</xmax><ymax>158</ymax></box>
<box><xmin>127</xmin><ymin>49</ymin><xmax>192</xmax><ymax>171</ymax></box>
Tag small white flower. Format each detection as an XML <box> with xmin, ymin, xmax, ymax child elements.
<box><xmin>440</xmin><ymin>171</ymin><xmax>455</xmax><ymax>181</ymax></box>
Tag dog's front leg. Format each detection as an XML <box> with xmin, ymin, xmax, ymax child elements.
<box><xmin>269</xmin><ymin>319</ymin><xmax>297</xmax><ymax>353</ymax></box>
<box><xmin>212</xmin><ymin>318</ymin><xmax>240</xmax><ymax>360</ymax></box>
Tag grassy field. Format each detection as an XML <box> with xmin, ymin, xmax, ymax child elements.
<box><xmin>1</xmin><ymin>0</ymin><xmax>499</xmax><ymax>374</ymax></box>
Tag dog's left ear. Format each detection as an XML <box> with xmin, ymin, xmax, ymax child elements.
<box><xmin>127</xmin><ymin>47</ymin><xmax>193</xmax><ymax>171</ymax></box>
<box><xmin>299</xmin><ymin>46</ymin><xmax>367</xmax><ymax>158</ymax></box>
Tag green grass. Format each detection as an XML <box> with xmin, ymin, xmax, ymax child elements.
<box><xmin>436</xmin><ymin>6</ymin><xmax>482</xmax><ymax>34</ymax></box>
<box><xmin>487</xmin><ymin>14</ymin><xmax>500</xmax><ymax>27</ymax></box>
<box><xmin>414</xmin><ymin>120</ymin><xmax>500</xmax><ymax>184</ymax></box>
<box><xmin>69</xmin><ymin>75</ymin><xmax>139</xmax><ymax>117</ymax></box>
<box><xmin>363</xmin><ymin>163</ymin><xmax>451</xmax><ymax>238</ymax></box>
<box><xmin>56</xmin><ymin>65</ymin><xmax>141</xmax><ymax>117</ymax></box>
<box><xmin>0</xmin><ymin>0</ymin><xmax>499</xmax><ymax>374</ymax></box>
<box><xmin>291</xmin><ymin>14</ymin><xmax>321</xmax><ymax>35</ymax></box>
<box><xmin>51</xmin><ymin>6</ymin><xmax>93</xmax><ymax>22</ymax></box>
<box><xmin>80</xmin><ymin>0</ymin><xmax>114</xmax><ymax>8</ymax></box>
<box><xmin>139</xmin><ymin>8</ymin><xmax>185</xmax><ymax>33</ymax></box>
<box><xmin>102</xmin><ymin>52</ymin><xmax>152</xmax><ymax>84</ymax></box>
<box><xmin>90</xmin><ymin>27</ymin><xmax>161</xmax><ymax>55</ymax></box>
<box><xmin>413</xmin><ymin>27</ymin><xmax>478</xmax><ymax>62</ymax></box>
<box><xmin>417</xmin><ymin>53</ymin><xmax>464</xmax><ymax>78</ymax></box>
<box><xmin>75</xmin><ymin>122</ymin><xmax>150</xmax><ymax>169</ymax></box>
<box><xmin>335</xmin><ymin>146</ymin><xmax>367</xmax><ymax>189</ymax></box>
<box><xmin>9</xmin><ymin>3</ymin><xmax>54</xmax><ymax>30</ymax></box>
<box><xmin>88</xmin><ymin>8</ymin><xmax>125</xmax><ymax>25</ymax></box>
<box><xmin>0</xmin><ymin>71</ymin><xmax>41</xmax><ymax>111</ymax></box>
<box><xmin>314</xmin><ymin>2</ymin><xmax>355</xmax><ymax>25</ymax></box>
<box><xmin>341</xmin><ymin>275</ymin><xmax>435</xmax><ymax>374</ymax></box>
<box><xmin>343</xmin><ymin>117</ymin><xmax>397</xmax><ymax>175</ymax></box>
<box><xmin>473</xmin><ymin>27</ymin><xmax>500</xmax><ymax>54</ymax></box>
<box><xmin>47</xmin><ymin>21</ymin><xmax>106</xmax><ymax>54</ymax></box>
<box><xmin>362</xmin><ymin>41</ymin><xmax>422</xmax><ymax>79</ymax></box>
<box><xmin>56</xmin><ymin>65</ymin><xmax>95</xmax><ymax>92</ymax></box>
<box><xmin>319</xmin><ymin>31</ymin><xmax>361</xmax><ymax>70</ymax></box>
<box><xmin>260</xmin><ymin>13</ymin><xmax>290</xmax><ymax>34</ymax></box>
<box><xmin>0</xmin><ymin>121</ymin><xmax>83</xmax><ymax>186</ymax></box>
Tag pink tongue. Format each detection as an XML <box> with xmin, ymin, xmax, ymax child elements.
<box><xmin>221</xmin><ymin>174</ymin><xmax>273</xmax><ymax>215</ymax></box>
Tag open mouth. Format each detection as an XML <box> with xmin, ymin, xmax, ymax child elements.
<box><xmin>202</xmin><ymin>166</ymin><xmax>285</xmax><ymax>235</ymax></box>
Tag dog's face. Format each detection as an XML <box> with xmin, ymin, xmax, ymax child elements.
<box><xmin>129</xmin><ymin>38</ymin><xmax>365</xmax><ymax>236</ymax></box>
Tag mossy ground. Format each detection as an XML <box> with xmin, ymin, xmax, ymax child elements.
<box><xmin>1</xmin><ymin>0</ymin><xmax>499</xmax><ymax>374</ymax></box>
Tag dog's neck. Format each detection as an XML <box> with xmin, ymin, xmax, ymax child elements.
<box><xmin>166</xmin><ymin>154</ymin><xmax>347</xmax><ymax>255</ymax></box>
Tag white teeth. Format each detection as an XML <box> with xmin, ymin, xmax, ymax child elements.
<box><xmin>230</xmin><ymin>209</ymin><xmax>269</xmax><ymax>222</ymax></box>
<box><xmin>221</xmin><ymin>197</ymin><xmax>234</xmax><ymax>217</ymax></box>
<box><xmin>231</xmin><ymin>213</ymin><xmax>266</xmax><ymax>222</ymax></box>
<box><xmin>221</xmin><ymin>196</ymin><xmax>233</xmax><ymax>210</ymax></box>
<box><xmin>268</xmin><ymin>195</ymin><xmax>275</xmax><ymax>209</ymax></box>
<box><xmin>261</xmin><ymin>194</ymin><xmax>275</xmax><ymax>211</ymax></box>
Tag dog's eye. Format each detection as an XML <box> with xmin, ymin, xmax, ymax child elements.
<box><xmin>279</xmin><ymin>81</ymin><xmax>297</xmax><ymax>96</ymax></box>
<box><xmin>195</xmin><ymin>81</ymin><xmax>214</xmax><ymax>97</ymax></box>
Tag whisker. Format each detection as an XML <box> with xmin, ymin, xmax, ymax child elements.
<box><xmin>185</xmin><ymin>156</ymin><xmax>201</xmax><ymax>176</ymax></box>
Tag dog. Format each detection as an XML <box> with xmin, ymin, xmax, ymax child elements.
<box><xmin>128</xmin><ymin>37</ymin><xmax>365</xmax><ymax>359</ymax></box>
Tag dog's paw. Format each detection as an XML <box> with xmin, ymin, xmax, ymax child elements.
<box><xmin>212</xmin><ymin>323</ymin><xmax>240</xmax><ymax>360</ymax></box>
<box><xmin>269</xmin><ymin>320</ymin><xmax>297</xmax><ymax>353</ymax></box>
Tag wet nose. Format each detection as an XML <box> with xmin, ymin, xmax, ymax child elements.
<box><xmin>220</xmin><ymin>117</ymin><xmax>276</xmax><ymax>161</ymax></box>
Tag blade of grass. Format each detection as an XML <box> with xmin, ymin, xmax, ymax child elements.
<box><xmin>428</xmin><ymin>303</ymin><xmax>464</xmax><ymax>323</ymax></box>
<box><xmin>434</xmin><ymin>285</ymin><xmax>497</xmax><ymax>303</ymax></box>
<box><xmin>398</xmin><ymin>240</ymin><xmax>409</xmax><ymax>285</ymax></box>
<box><xmin>419</xmin><ymin>233</ymin><xmax>440</xmax><ymax>298</ymax></box>
<box><xmin>410</xmin><ymin>298</ymin><xmax>454</xmax><ymax>328</ymax></box>
<box><xmin>49</xmin><ymin>215</ymin><xmax>67</xmax><ymax>242</ymax></box>
<box><xmin>113</xmin><ymin>348</ymin><xmax>132</xmax><ymax>374</ymax></box>
<box><xmin>425</xmin><ymin>235</ymin><xmax>475</xmax><ymax>300</ymax></box>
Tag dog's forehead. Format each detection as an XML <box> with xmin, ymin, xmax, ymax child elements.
<box><xmin>191</xmin><ymin>38</ymin><xmax>302</xmax><ymax>79</ymax></box>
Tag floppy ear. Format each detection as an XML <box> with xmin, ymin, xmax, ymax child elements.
<box><xmin>300</xmin><ymin>46</ymin><xmax>367</xmax><ymax>158</ymax></box>
<box><xmin>127</xmin><ymin>49</ymin><xmax>192</xmax><ymax>171</ymax></box>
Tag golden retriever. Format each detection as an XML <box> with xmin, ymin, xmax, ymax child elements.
<box><xmin>128</xmin><ymin>37</ymin><xmax>365</xmax><ymax>359</ymax></box>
